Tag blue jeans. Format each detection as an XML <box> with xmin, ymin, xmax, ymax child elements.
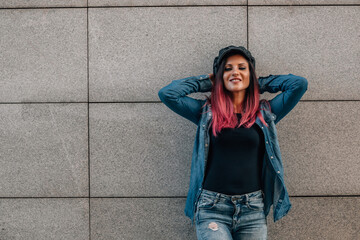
<box><xmin>195</xmin><ymin>189</ymin><xmax>267</xmax><ymax>240</ymax></box>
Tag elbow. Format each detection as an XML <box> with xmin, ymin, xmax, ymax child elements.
<box><xmin>158</xmin><ymin>87</ymin><xmax>168</xmax><ymax>103</ymax></box>
<box><xmin>298</xmin><ymin>76</ymin><xmax>308</xmax><ymax>93</ymax></box>
<box><xmin>158</xmin><ymin>86</ymin><xmax>174</xmax><ymax>103</ymax></box>
<box><xmin>159</xmin><ymin>79</ymin><xmax>183</xmax><ymax>103</ymax></box>
<box><xmin>158</xmin><ymin>88</ymin><xmax>164</xmax><ymax>102</ymax></box>
<box><xmin>290</xmin><ymin>74</ymin><xmax>308</xmax><ymax>93</ymax></box>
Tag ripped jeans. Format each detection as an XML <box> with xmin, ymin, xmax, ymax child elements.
<box><xmin>195</xmin><ymin>189</ymin><xmax>267</xmax><ymax>240</ymax></box>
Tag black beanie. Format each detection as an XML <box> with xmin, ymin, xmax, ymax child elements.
<box><xmin>213</xmin><ymin>45</ymin><xmax>256</xmax><ymax>75</ymax></box>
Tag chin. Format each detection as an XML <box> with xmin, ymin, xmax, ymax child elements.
<box><xmin>228</xmin><ymin>88</ymin><xmax>247</xmax><ymax>92</ymax></box>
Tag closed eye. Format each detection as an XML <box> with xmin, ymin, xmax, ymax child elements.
<box><xmin>225</xmin><ymin>67</ymin><xmax>246</xmax><ymax>71</ymax></box>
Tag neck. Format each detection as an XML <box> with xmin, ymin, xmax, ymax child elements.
<box><xmin>231</xmin><ymin>91</ymin><xmax>246</xmax><ymax>113</ymax></box>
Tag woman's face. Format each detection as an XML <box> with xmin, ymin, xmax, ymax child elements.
<box><xmin>222</xmin><ymin>54</ymin><xmax>250</xmax><ymax>94</ymax></box>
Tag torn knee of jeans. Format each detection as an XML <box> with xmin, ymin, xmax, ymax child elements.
<box><xmin>208</xmin><ymin>222</ymin><xmax>219</xmax><ymax>231</ymax></box>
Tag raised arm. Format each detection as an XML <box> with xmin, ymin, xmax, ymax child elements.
<box><xmin>158</xmin><ymin>74</ymin><xmax>212</xmax><ymax>125</ymax></box>
<box><xmin>258</xmin><ymin>74</ymin><xmax>308</xmax><ymax>124</ymax></box>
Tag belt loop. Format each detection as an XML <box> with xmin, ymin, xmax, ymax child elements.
<box><xmin>215</xmin><ymin>193</ymin><xmax>220</xmax><ymax>203</ymax></box>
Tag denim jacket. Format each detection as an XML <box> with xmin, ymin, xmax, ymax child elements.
<box><xmin>158</xmin><ymin>73</ymin><xmax>308</xmax><ymax>225</ymax></box>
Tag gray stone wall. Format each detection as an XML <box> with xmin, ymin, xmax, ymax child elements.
<box><xmin>0</xmin><ymin>1</ymin><xmax>359</xmax><ymax>239</ymax></box>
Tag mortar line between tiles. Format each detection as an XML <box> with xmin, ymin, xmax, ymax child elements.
<box><xmin>86</xmin><ymin>1</ymin><xmax>91</xmax><ymax>240</ymax></box>
<box><xmin>1</xmin><ymin>4</ymin><xmax>359</xmax><ymax>10</ymax></box>
<box><xmin>244</xmin><ymin>4</ymin><xmax>360</xmax><ymax>7</ymax></box>
<box><xmin>246</xmin><ymin>0</ymin><xmax>249</xmax><ymax>49</ymax></box>
<box><xmin>86</xmin><ymin>4</ymin><xmax>360</xmax><ymax>7</ymax></box>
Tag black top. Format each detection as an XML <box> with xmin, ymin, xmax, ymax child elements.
<box><xmin>203</xmin><ymin>113</ymin><xmax>265</xmax><ymax>195</ymax></box>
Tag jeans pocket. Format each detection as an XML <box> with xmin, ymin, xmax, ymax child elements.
<box><xmin>198</xmin><ymin>194</ymin><xmax>217</xmax><ymax>210</ymax></box>
<box><xmin>246</xmin><ymin>199</ymin><xmax>264</xmax><ymax>211</ymax></box>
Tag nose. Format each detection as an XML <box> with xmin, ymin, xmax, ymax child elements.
<box><xmin>232</xmin><ymin>69</ymin><xmax>240</xmax><ymax>76</ymax></box>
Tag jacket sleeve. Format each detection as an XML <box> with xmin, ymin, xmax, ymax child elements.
<box><xmin>158</xmin><ymin>74</ymin><xmax>212</xmax><ymax>125</ymax></box>
<box><xmin>258</xmin><ymin>74</ymin><xmax>308</xmax><ymax>124</ymax></box>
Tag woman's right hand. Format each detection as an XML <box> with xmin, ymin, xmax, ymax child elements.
<box><xmin>208</xmin><ymin>73</ymin><xmax>215</xmax><ymax>86</ymax></box>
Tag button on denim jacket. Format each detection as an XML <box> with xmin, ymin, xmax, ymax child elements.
<box><xmin>158</xmin><ymin>73</ymin><xmax>308</xmax><ymax>225</ymax></box>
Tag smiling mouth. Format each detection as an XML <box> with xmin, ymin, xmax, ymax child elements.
<box><xmin>230</xmin><ymin>79</ymin><xmax>242</xmax><ymax>82</ymax></box>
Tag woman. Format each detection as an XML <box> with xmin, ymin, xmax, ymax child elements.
<box><xmin>158</xmin><ymin>45</ymin><xmax>308</xmax><ymax>239</ymax></box>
